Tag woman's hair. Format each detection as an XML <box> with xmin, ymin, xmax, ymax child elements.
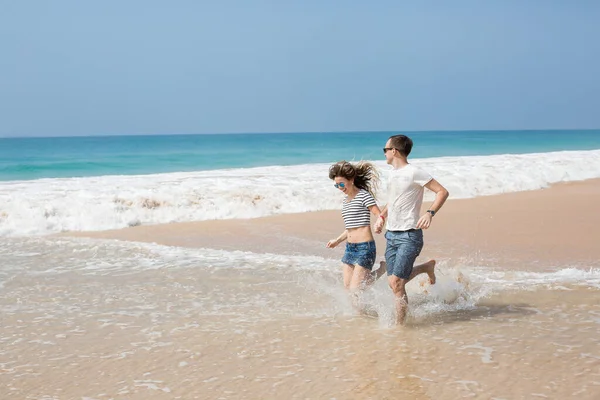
<box><xmin>328</xmin><ymin>161</ymin><xmax>380</xmax><ymax>196</ymax></box>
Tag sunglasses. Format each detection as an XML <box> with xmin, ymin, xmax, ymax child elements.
<box><xmin>334</xmin><ymin>182</ymin><xmax>346</xmax><ymax>189</ymax></box>
<box><xmin>383</xmin><ymin>147</ymin><xmax>396</xmax><ymax>154</ymax></box>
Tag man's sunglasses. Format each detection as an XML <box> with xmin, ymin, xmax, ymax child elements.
<box><xmin>334</xmin><ymin>182</ymin><xmax>346</xmax><ymax>189</ymax></box>
<box><xmin>383</xmin><ymin>147</ymin><xmax>398</xmax><ymax>154</ymax></box>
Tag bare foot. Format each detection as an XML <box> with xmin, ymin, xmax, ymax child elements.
<box><xmin>371</xmin><ymin>261</ymin><xmax>387</xmax><ymax>281</ymax></box>
<box><xmin>425</xmin><ymin>259</ymin><xmax>436</xmax><ymax>285</ymax></box>
<box><xmin>358</xmin><ymin>304</ymin><xmax>379</xmax><ymax>319</ymax></box>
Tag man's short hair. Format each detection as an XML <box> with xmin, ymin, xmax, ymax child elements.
<box><xmin>388</xmin><ymin>135</ymin><xmax>413</xmax><ymax>157</ymax></box>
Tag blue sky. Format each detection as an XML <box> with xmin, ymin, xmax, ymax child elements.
<box><xmin>1</xmin><ymin>1</ymin><xmax>599</xmax><ymax>137</ymax></box>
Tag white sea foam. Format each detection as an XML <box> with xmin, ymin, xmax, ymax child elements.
<box><xmin>0</xmin><ymin>149</ymin><xmax>599</xmax><ymax>236</ymax></box>
<box><xmin>2</xmin><ymin>237</ymin><xmax>598</xmax><ymax>291</ymax></box>
<box><xmin>481</xmin><ymin>267</ymin><xmax>600</xmax><ymax>290</ymax></box>
<box><xmin>1</xmin><ymin>237</ymin><xmax>598</xmax><ymax>322</ymax></box>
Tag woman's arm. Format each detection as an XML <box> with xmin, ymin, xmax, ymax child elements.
<box><xmin>372</xmin><ymin>204</ymin><xmax>386</xmax><ymax>234</ymax></box>
<box><xmin>327</xmin><ymin>230</ymin><xmax>348</xmax><ymax>248</ymax></box>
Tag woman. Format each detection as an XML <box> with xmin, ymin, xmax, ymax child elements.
<box><xmin>326</xmin><ymin>161</ymin><xmax>387</xmax><ymax>301</ymax></box>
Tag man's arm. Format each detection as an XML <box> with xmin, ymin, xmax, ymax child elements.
<box><xmin>416</xmin><ymin>179</ymin><xmax>449</xmax><ymax>229</ymax></box>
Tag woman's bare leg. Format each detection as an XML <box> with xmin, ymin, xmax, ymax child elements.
<box><xmin>342</xmin><ymin>263</ymin><xmax>354</xmax><ymax>290</ymax></box>
<box><xmin>347</xmin><ymin>264</ymin><xmax>372</xmax><ymax>312</ymax></box>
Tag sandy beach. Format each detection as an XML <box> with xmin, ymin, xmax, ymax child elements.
<box><xmin>67</xmin><ymin>178</ymin><xmax>600</xmax><ymax>268</ymax></box>
<box><xmin>2</xmin><ymin>179</ymin><xmax>599</xmax><ymax>399</ymax></box>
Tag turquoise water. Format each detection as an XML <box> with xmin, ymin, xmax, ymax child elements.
<box><xmin>1</xmin><ymin>130</ymin><xmax>600</xmax><ymax>181</ymax></box>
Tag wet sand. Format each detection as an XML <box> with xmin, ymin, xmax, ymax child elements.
<box><xmin>1</xmin><ymin>180</ymin><xmax>599</xmax><ymax>399</ymax></box>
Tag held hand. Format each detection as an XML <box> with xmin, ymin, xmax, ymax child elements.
<box><xmin>374</xmin><ymin>220</ymin><xmax>383</xmax><ymax>234</ymax></box>
<box><xmin>374</xmin><ymin>216</ymin><xmax>384</xmax><ymax>234</ymax></box>
<box><xmin>326</xmin><ymin>239</ymin><xmax>339</xmax><ymax>248</ymax></box>
<box><xmin>416</xmin><ymin>213</ymin><xmax>432</xmax><ymax>229</ymax></box>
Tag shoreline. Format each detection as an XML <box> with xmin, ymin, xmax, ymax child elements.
<box><xmin>59</xmin><ymin>178</ymin><xmax>600</xmax><ymax>270</ymax></box>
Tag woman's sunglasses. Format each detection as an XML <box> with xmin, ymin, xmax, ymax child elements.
<box><xmin>334</xmin><ymin>182</ymin><xmax>346</xmax><ymax>189</ymax></box>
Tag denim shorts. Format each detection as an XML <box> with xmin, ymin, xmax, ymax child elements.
<box><xmin>341</xmin><ymin>241</ymin><xmax>376</xmax><ymax>270</ymax></box>
<box><xmin>385</xmin><ymin>229</ymin><xmax>424</xmax><ymax>279</ymax></box>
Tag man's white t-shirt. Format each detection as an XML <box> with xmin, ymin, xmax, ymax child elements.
<box><xmin>386</xmin><ymin>164</ymin><xmax>432</xmax><ymax>231</ymax></box>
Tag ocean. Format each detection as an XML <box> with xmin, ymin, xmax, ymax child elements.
<box><xmin>1</xmin><ymin>129</ymin><xmax>600</xmax><ymax>236</ymax></box>
<box><xmin>1</xmin><ymin>130</ymin><xmax>600</xmax><ymax>398</ymax></box>
<box><xmin>2</xmin><ymin>130</ymin><xmax>600</xmax><ymax>181</ymax></box>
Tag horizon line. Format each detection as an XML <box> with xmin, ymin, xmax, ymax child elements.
<box><xmin>1</xmin><ymin>127</ymin><xmax>599</xmax><ymax>140</ymax></box>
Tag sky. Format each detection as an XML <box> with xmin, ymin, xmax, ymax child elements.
<box><xmin>1</xmin><ymin>1</ymin><xmax>599</xmax><ymax>137</ymax></box>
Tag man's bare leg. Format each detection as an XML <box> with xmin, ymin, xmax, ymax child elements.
<box><xmin>374</xmin><ymin>259</ymin><xmax>436</xmax><ymax>285</ymax></box>
<box><xmin>388</xmin><ymin>275</ymin><xmax>409</xmax><ymax>325</ymax></box>
<box><xmin>408</xmin><ymin>259</ymin><xmax>436</xmax><ymax>284</ymax></box>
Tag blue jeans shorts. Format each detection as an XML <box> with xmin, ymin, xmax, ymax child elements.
<box><xmin>341</xmin><ymin>241</ymin><xmax>376</xmax><ymax>270</ymax></box>
<box><xmin>385</xmin><ymin>229</ymin><xmax>424</xmax><ymax>279</ymax></box>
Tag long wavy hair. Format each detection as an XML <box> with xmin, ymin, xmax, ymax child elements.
<box><xmin>328</xmin><ymin>160</ymin><xmax>380</xmax><ymax>197</ymax></box>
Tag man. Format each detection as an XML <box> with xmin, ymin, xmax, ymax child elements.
<box><xmin>374</xmin><ymin>134</ymin><xmax>449</xmax><ymax>325</ymax></box>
